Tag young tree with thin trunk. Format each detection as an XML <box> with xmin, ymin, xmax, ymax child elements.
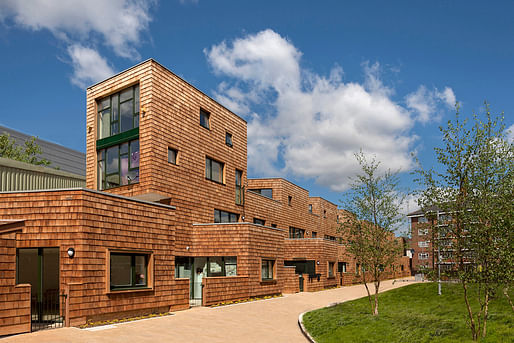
<box><xmin>416</xmin><ymin>103</ymin><xmax>513</xmax><ymax>341</ymax></box>
<box><xmin>340</xmin><ymin>152</ymin><xmax>403</xmax><ymax>316</ymax></box>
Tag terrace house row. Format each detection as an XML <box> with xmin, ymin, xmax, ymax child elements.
<box><xmin>0</xmin><ymin>59</ymin><xmax>410</xmax><ymax>335</ymax></box>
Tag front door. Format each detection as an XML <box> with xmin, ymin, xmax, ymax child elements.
<box><xmin>17</xmin><ymin>248</ymin><xmax>61</xmax><ymax>331</ymax></box>
<box><xmin>190</xmin><ymin>258</ymin><xmax>206</xmax><ymax>306</ymax></box>
<box><xmin>299</xmin><ymin>274</ymin><xmax>304</xmax><ymax>292</ymax></box>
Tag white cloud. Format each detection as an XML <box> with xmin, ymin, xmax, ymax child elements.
<box><xmin>506</xmin><ymin>124</ymin><xmax>514</xmax><ymax>143</ymax></box>
<box><xmin>405</xmin><ymin>85</ymin><xmax>456</xmax><ymax>123</ymax></box>
<box><xmin>67</xmin><ymin>44</ymin><xmax>115</xmax><ymax>88</ymax></box>
<box><xmin>0</xmin><ymin>0</ymin><xmax>154</xmax><ymax>87</ymax></box>
<box><xmin>205</xmin><ymin>29</ymin><xmax>454</xmax><ymax>191</ymax></box>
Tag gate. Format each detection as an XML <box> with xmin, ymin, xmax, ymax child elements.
<box><xmin>299</xmin><ymin>274</ymin><xmax>304</xmax><ymax>292</ymax></box>
<box><xmin>31</xmin><ymin>290</ymin><xmax>65</xmax><ymax>331</ymax></box>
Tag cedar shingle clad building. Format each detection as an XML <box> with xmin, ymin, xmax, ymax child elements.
<box><xmin>0</xmin><ymin>59</ymin><xmax>410</xmax><ymax>335</ymax></box>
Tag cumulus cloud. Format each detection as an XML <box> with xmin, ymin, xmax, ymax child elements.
<box><xmin>405</xmin><ymin>85</ymin><xmax>456</xmax><ymax>123</ymax></box>
<box><xmin>0</xmin><ymin>0</ymin><xmax>154</xmax><ymax>86</ymax></box>
<box><xmin>506</xmin><ymin>124</ymin><xmax>514</xmax><ymax>143</ymax></box>
<box><xmin>205</xmin><ymin>29</ymin><xmax>455</xmax><ymax>191</ymax></box>
<box><xmin>68</xmin><ymin>44</ymin><xmax>115</xmax><ymax>88</ymax></box>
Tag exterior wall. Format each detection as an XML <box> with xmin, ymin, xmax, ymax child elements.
<box><xmin>410</xmin><ymin>216</ymin><xmax>434</xmax><ymax>272</ymax></box>
<box><xmin>0</xmin><ymin>189</ymin><xmax>189</xmax><ymax>327</ymax></box>
<box><xmin>0</xmin><ymin>157</ymin><xmax>85</xmax><ymax>192</ymax></box>
<box><xmin>0</xmin><ymin>234</ymin><xmax>31</xmax><ymax>336</ymax></box>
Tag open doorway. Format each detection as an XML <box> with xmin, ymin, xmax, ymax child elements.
<box><xmin>16</xmin><ymin>248</ymin><xmax>62</xmax><ymax>331</ymax></box>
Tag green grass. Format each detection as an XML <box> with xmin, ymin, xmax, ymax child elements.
<box><xmin>302</xmin><ymin>283</ymin><xmax>513</xmax><ymax>343</ymax></box>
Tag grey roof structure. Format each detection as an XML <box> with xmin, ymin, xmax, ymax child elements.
<box><xmin>0</xmin><ymin>125</ymin><xmax>85</xmax><ymax>176</ymax></box>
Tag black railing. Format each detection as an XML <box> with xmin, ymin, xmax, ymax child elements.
<box><xmin>31</xmin><ymin>289</ymin><xmax>65</xmax><ymax>332</ymax></box>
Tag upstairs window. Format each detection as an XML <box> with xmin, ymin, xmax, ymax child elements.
<box><xmin>308</xmin><ymin>204</ymin><xmax>313</xmax><ymax>213</ymax></box>
<box><xmin>98</xmin><ymin>139</ymin><xmax>139</xmax><ymax>190</ymax></box>
<box><xmin>206</xmin><ymin>157</ymin><xmax>224</xmax><ymax>183</ymax></box>
<box><xmin>200</xmin><ymin>109</ymin><xmax>210</xmax><ymax>129</ymax></box>
<box><xmin>249</xmin><ymin>188</ymin><xmax>273</xmax><ymax>199</ymax></box>
<box><xmin>225</xmin><ymin>132</ymin><xmax>233</xmax><ymax>147</ymax></box>
<box><xmin>288</xmin><ymin>196</ymin><xmax>292</xmax><ymax>206</ymax></box>
<box><xmin>418</xmin><ymin>228</ymin><xmax>429</xmax><ymax>236</ymax></box>
<box><xmin>235</xmin><ymin>169</ymin><xmax>243</xmax><ymax>205</ymax></box>
<box><xmin>323</xmin><ymin>210</ymin><xmax>327</xmax><ymax>218</ymax></box>
<box><xmin>418</xmin><ymin>241</ymin><xmax>429</xmax><ymax>248</ymax></box>
<box><xmin>168</xmin><ymin>147</ymin><xmax>178</xmax><ymax>165</ymax></box>
<box><xmin>418</xmin><ymin>216</ymin><xmax>428</xmax><ymax>223</ymax></box>
<box><xmin>324</xmin><ymin>235</ymin><xmax>336</xmax><ymax>241</ymax></box>
<box><xmin>311</xmin><ymin>231</ymin><xmax>317</xmax><ymax>238</ymax></box>
<box><xmin>214</xmin><ymin>209</ymin><xmax>239</xmax><ymax>223</ymax></box>
<box><xmin>289</xmin><ymin>227</ymin><xmax>305</xmax><ymax>239</ymax></box>
<box><xmin>98</xmin><ymin>84</ymin><xmax>139</xmax><ymax>139</ymax></box>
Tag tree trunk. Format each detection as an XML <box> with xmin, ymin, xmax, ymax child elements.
<box><xmin>373</xmin><ymin>280</ymin><xmax>380</xmax><ymax>316</ymax></box>
<box><xmin>481</xmin><ymin>289</ymin><xmax>489</xmax><ymax>338</ymax></box>
<box><xmin>503</xmin><ymin>286</ymin><xmax>514</xmax><ymax>312</ymax></box>
<box><xmin>362</xmin><ymin>271</ymin><xmax>373</xmax><ymax>315</ymax></box>
<box><xmin>462</xmin><ymin>281</ymin><xmax>478</xmax><ymax>341</ymax></box>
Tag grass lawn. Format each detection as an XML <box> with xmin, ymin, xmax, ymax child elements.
<box><xmin>302</xmin><ymin>283</ymin><xmax>513</xmax><ymax>343</ymax></box>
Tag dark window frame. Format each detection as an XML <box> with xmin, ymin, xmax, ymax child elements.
<box><xmin>200</xmin><ymin>109</ymin><xmax>210</xmax><ymax>130</ymax></box>
<box><xmin>109</xmin><ymin>252</ymin><xmax>150</xmax><ymax>291</ymax></box>
<box><xmin>214</xmin><ymin>209</ymin><xmax>239</xmax><ymax>223</ymax></box>
<box><xmin>253</xmin><ymin>218</ymin><xmax>265</xmax><ymax>226</ymax></box>
<box><xmin>97</xmin><ymin>84</ymin><xmax>140</xmax><ymax>140</ymax></box>
<box><xmin>97</xmin><ymin>139</ymin><xmax>139</xmax><ymax>190</ymax></box>
<box><xmin>235</xmin><ymin>169</ymin><xmax>243</xmax><ymax>205</ymax></box>
<box><xmin>225</xmin><ymin>132</ymin><xmax>233</xmax><ymax>147</ymax></box>
<box><xmin>261</xmin><ymin>259</ymin><xmax>275</xmax><ymax>280</ymax></box>
<box><xmin>205</xmin><ymin>156</ymin><xmax>224</xmax><ymax>184</ymax></box>
<box><xmin>289</xmin><ymin>227</ymin><xmax>305</xmax><ymax>239</ymax></box>
<box><xmin>168</xmin><ymin>147</ymin><xmax>178</xmax><ymax>165</ymax></box>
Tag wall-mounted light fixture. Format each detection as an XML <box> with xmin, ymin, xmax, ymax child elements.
<box><xmin>316</xmin><ymin>261</ymin><xmax>320</xmax><ymax>265</ymax></box>
<box><xmin>67</xmin><ymin>248</ymin><xmax>75</xmax><ymax>258</ymax></box>
<box><xmin>186</xmin><ymin>246</ymin><xmax>190</xmax><ymax>251</ymax></box>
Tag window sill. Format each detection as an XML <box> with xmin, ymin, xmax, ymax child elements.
<box><xmin>260</xmin><ymin>279</ymin><xmax>277</xmax><ymax>285</ymax></box>
<box><xmin>107</xmin><ymin>287</ymin><xmax>153</xmax><ymax>294</ymax></box>
<box><xmin>205</xmin><ymin>178</ymin><xmax>225</xmax><ymax>186</ymax></box>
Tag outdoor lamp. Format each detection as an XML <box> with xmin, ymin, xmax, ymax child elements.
<box><xmin>67</xmin><ymin>247</ymin><xmax>75</xmax><ymax>258</ymax></box>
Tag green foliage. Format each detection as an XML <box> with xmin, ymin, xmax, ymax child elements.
<box><xmin>340</xmin><ymin>152</ymin><xmax>403</xmax><ymax>315</ymax></box>
<box><xmin>0</xmin><ymin>133</ymin><xmax>51</xmax><ymax>166</ymax></box>
<box><xmin>303</xmin><ymin>283</ymin><xmax>514</xmax><ymax>343</ymax></box>
<box><xmin>415</xmin><ymin>103</ymin><xmax>514</xmax><ymax>340</ymax></box>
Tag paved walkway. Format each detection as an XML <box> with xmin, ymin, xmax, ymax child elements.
<box><xmin>3</xmin><ymin>278</ymin><xmax>417</xmax><ymax>343</ymax></box>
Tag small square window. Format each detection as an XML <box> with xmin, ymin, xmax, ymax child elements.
<box><xmin>200</xmin><ymin>109</ymin><xmax>210</xmax><ymax>129</ymax></box>
<box><xmin>168</xmin><ymin>147</ymin><xmax>178</xmax><ymax>165</ymax></box>
<box><xmin>225</xmin><ymin>132</ymin><xmax>233</xmax><ymax>147</ymax></box>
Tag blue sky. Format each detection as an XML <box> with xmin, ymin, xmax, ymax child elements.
<box><xmin>0</xmin><ymin>1</ymin><xmax>513</xmax><ymax>220</ymax></box>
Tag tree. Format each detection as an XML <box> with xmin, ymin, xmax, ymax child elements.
<box><xmin>340</xmin><ymin>152</ymin><xmax>403</xmax><ymax>316</ymax></box>
<box><xmin>0</xmin><ymin>133</ymin><xmax>51</xmax><ymax>166</ymax></box>
<box><xmin>416</xmin><ymin>103</ymin><xmax>513</xmax><ymax>340</ymax></box>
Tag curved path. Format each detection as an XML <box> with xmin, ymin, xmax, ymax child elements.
<box><xmin>3</xmin><ymin>278</ymin><xmax>416</xmax><ymax>343</ymax></box>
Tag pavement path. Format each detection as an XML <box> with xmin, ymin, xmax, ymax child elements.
<box><xmin>2</xmin><ymin>277</ymin><xmax>417</xmax><ymax>343</ymax></box>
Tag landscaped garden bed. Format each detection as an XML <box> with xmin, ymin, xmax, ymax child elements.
<box><xmin>302</xmin><ymin>283</ymin><xmax>513</xmax><ymax>342</ymax></box>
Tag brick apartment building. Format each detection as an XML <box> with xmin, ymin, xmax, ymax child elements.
<box><xmin>0</xmin><ymin>59</ymin><xmax>410</xmax><ymax>335</ymax></box>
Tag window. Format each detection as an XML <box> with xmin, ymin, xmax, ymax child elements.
<box><xmin>225</xmin><ymin>132</ymin><xmax>233</xmax><ymax>147</ymax></box>
<box><xmin>328</xmin><ymin>262</ymin><xmax>335</xmax><ymax>277</ymax></box>
<box><xmin>214</xmin><ymin>209</ymin><xmax>239</xmax><ymax>223</ymax></box>
<box><xmin>356</xmin><ymin>263</ymin><xmax>360</xmax><ymax>275</ymax></box>
<box><xmin>418</xmin><ymin>253</ymin><xmax>429</xmax><ymax>260</ymax></box>
<box><xmin>261</xmin><ymin>259</ymin><xmax>275</xmax><ymax>280</ymax></box>
<box><xmin>288</xmin><ymin>195</ymin><xmax>292</xmax><ymax>206</ymax></box>
<box><xmin>336</xmin><ymin>215</ymin><xmax>340</xmax><ymax>223</ymax></box>
<box><xmin>418</xmin><ymin>216</ymin><xmax>428</xmax><ymax>223</ymax></box>
<box><xmin>253</xmin><ymin>218</ymin><xmax>265</xmax><ymax>226</ymax></box>
<box><xmin>97</xmin><ymin>85</ymin><xmax>140</xmax><ymax>139</ymax></box>
<box><xmin>98</xmin><ymin>139</ymin><xmax>139</xmax><ymax>190</ymax></box>
<box><xmin>311</xmin><ymin>231</ymin><xmax>317</xmax><ymax>238</ymax></box>
<box><xmin>271</xmin><ymin>224</ymin><xmax>277</xmax><ymax>228</ymax></box>
<box><xmin>308</xmin><ymin>204</ymin><xmax>313</xmax><ymax>213</ymax></box>
<box><xmin>418</xmin><ymin>228</ymin><xmax>429</xmax><ymax>236</ymax></box>
<box><xmin>249</xmin><ymin>188</ymin><xmax>273</xmax><ymax>199</ymax></box>
<box><xmin>206</xmin><ymin>157</ymin><xmax>224</xmax><ymax>183</ymax></box>
<box><xmin>200</xmin><ymin>109</ymin><xmax>210</xmax><ymax>129</ymax></box>
<box><xmin>418</xmin><ymin>241</ymin><xmax>429</xmax><ymax>248</ymax></box>
<box><xmin>324</xmin><ymin>235</ymin><xmax>336</xmax><ymax>241</ymax></box>
<box><xmin>289</xmin><ymin>227</ymin><xmax>305</xmax><ymax>239</ymax></box>
<box><xmin>235</xmin><ymin>169</ymin><xmax>243</xmax><ymax>205</ymax></box>
<box><xmin>168</xmin><ymin>147</ymin><xmax>178</xmax><ymax>165</ymax></box>
<box><xmin>110</xmin><ymin>252</ymin><xmax>149</xmax><ymax>290</ymax></box>
<box><xmin>175</xmin><ymin>256</ymin><xmax>237</xmax><ymax>278</ymax></box>
<box><xmin>338</xmin><ymin>262</ymin><xmax>347</xmax><ymax>273</ymax></box>
<box><xmin>323</xmin><ymin>210</ymin><xmax>327</xmax><ymax>218</ymax></box>
<box><xmin>439</xmin><ymin>214</ymin><xmax>452</xmax><ymax>222</ymax></box>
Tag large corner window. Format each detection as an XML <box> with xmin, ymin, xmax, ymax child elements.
<box><xmin>261</xmin><ymin>259</ymin><xmax>275</xmax><ymax>280</ymax></box>
<box><xmin>206</xmin><ymin>157</ymin><xmax>224</xmax><ymax>183</ymax></box>
<box><xmin>289</xmin><ymin>227</ymin><xmax>305</xmax><ymax>239</ymax></box>
<box><xmin>235</xmin><ymin>169</ymin><xmax>243</xmax><ymax>205</ymax></box>
<box><xmin>214</xmin><ymin>209</ymin><xmax>239</xmax><ymax>223</ymax></box>
<box><xmin>98</xmin><ymin>84</ymin><xmax>140</xmax><ymax>139</ymax></box>
<box><xmin>98</xmin><ymin>139</ymin><xmax>139</xmax><ymax>190</ymax></box>
<box><xmin>110</xmin><ymin>252</ymin><xmax>149</xmax><ymax>290</ymax></box>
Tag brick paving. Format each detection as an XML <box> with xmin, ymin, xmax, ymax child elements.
<box><xmin>2</xmin><ymin>277</ymin><xmax>416</xmax><ymax>343</ymax></box>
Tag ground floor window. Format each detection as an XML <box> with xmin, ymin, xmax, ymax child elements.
<box><xmin>261</xmin><ymin>259</ymin><xmax>275</xmax><ymax>280</ymax></box>
<box><xmin>110</xmin><ymin>252</ymin><xmax>149</xmax><ymax>290</ymax></box>
<box><xmin>328</xmin><ymin>262</ymin><xmax>335</xmax><ymax>277</ymax></box>
<box><xmin>338</xmin><ymin>262</ymin><xmax>347</xmax><ymax>273</ymax></box>
<box><xmin>175</xmin><ymin>256</ymin><xmax>237</xmax><ymax>278</ymax></box>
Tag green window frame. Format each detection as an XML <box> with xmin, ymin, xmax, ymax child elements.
<box><xmin>110</xmin><ymin>252</ymin><xmax>149</xmax><ymax>290</ymax></box>
<box><xmin>214</xmin><ymin>209</ymin><xmax>239</xmax><ymax>223</ymax></box>
<box><xmin>206</xmin><ymin>157</ymin><xmax>224</xmax><ymax>183</ymax></box>
<box><xmin>261</xmin><ymin>259</ymin><xmax>275</xmax><ymax>280</ymax></box>
<box><xmin>97</xmin><ymin>84</ymin><xmax>140</xmax><ymax>140</ymax></box>
<box><xmin>98</xmin><ymin>139</ymin><xmax>139</xmax><ymax>190</ymax></box>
